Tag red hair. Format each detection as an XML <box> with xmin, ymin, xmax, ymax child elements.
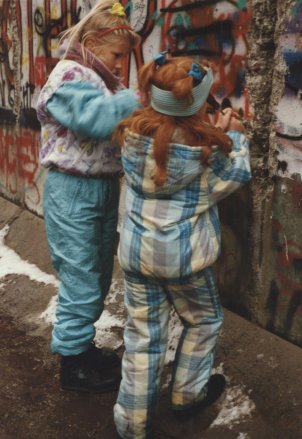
<box><xmin>115</xmin><ymin>56</ymin><xmax>232</xmax><ymax>186</ymax></box>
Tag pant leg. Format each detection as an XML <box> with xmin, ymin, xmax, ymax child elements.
<box><xmin>98</xmin><ymin>177</ymin><xmax>120</xmax><ymax>296</ymax></box>
<box><xmin>114</xmin><ymin>274</ymin><xmax>170</xmax><ymax>439</ymax></box>
<box><xmin>43</xmin><ymin>170</ymin><xmax>119</xmax><ymax>356</ymax></box>
<box><xmin>167</xmin><ymin>267</ymin><xmax>224</xmax><ymax>409</ymax></box>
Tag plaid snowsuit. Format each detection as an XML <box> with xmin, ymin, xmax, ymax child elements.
<box><xmin>114</xmin><ymin>130</ymin><xmax>251</xmax><ymax>438</ymax></box>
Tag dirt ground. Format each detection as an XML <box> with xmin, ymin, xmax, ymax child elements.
<box><xmin>1</xmin><ymin>274</ymin><xmax>302</xmax><ymax>439</ymax></box>
<box><xmin>0</xmin><ymin>198</ymin><xmax>302</xmax><ymax>439</ymax></box>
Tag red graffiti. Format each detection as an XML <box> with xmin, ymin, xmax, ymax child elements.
<box><xmin>34</xmin><ymin>56</ymin><xmax>48</xmax><ymax>88</ymax></box>
<box><xmin>120</xmin><ymin>0</ymin><xmax>158</xmax><ymax>85</ymax></box>
<box><xmin>0</xmin><ymin>127</ymin><xmax>41</xmax><ymax>201</ymax></box>
<box><xmin>142</xmin><ymin>0</ymin><xmax>251</xmax><ymax>114</ymax></box>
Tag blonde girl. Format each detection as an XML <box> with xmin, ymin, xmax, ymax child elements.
<box><xmin>113</xmin><ymin>53</ymin><xmax>251</xmax><ymax>438</ymax></box>
<box><xmin>36</xmin><ymin>1</ymin><xmax>140</xmax><ymax>394</ymax></box>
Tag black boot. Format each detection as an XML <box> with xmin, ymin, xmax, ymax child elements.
<box><xmin>60</xmin><ymin>344</ymin><xmax>121</xmax><ymax>393</ymax></box>
<box><xmin>84</xmin><ymin>341</ymin><xmax>121</xmax><ymax>370</ymax></box>
<box><xmin>172</xmin><ymin>374</ymin><xmax>226</xmax><ymax>421</ymax></box>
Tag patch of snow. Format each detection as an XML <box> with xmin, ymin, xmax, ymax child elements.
<box><xmin>164</xmin><ymin>309</ymin><xmax>183</xmax><ymax>364</ymax></box>
<box><xmin>40</xmin><ymin>295</ymin><xmax>57</xmax><ymax>324</ymax></box>
<box><xmin>104</xmin><ymin>279</ymin><xmax>125</xmax><ymax>305</ymax></box>
<box><xmin>0</xmin><ymin>224</ymin><xmax>189</xmax><ymax>360</ymax></box>
<box><xmin>257</xmin><ymin>353</ymin><xmax>264</xmax><ymax>359</ymax></box>
<box><xmin>94</xmin><ymin>309</ymin><xmax>126</xmax><ymax>350</ymax></box>
<box><xmin>0</xmin><ymin>225</ymin><xmax>59</xmax><ymax>287</ymax></box>
<box><xmin>212</xmin><ymin>362</ymin><xmax>226</xmax><ymax>376</ymax></box>
<box><xmin>237</xmin><ymin>433</ymin><xmax>249</xmax><ymax>439</ymax></box>
<box><xmin>211</xmin><ymin>385</ymin><xmax>255</xmax><ymax>429</ymax></box>
<box><xmin>40</xmin><ymin>288</ymin><xmax>185</xmax><ymax>358</ymax></box>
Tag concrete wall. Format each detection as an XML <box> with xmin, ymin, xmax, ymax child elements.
<box><xmin>262</xmin><ymin>1</ymin><xmax>302</xmax><ymax>346</ymax></box>
<box><xmin>0</xmin><ymin>0</ymin><xmax>301</xmax><ymax>347</ymax></box>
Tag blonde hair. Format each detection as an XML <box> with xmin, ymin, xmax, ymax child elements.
<box><xmin>115</xmin><ymin>56</ymin><xmax>232</xmax><ymax>186</ymax></box>
<box><xmin>60</xmin><ymin>0</ymin><xmax>140</xmax><ymax>58</ymax></box>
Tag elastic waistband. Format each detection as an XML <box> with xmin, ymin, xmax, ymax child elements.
<box><xmin>49</xmin><ymin>166</ymin><xmax>121</xmax><ymax>179</ymax></box>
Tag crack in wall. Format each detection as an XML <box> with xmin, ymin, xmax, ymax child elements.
<box><xmin>243</xmin><ymin>0</ymin><xmax>298</xmax><ymax>325</ymax></box>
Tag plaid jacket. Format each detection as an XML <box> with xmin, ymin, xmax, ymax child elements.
<box><xmin>118</xmin><ymin>130</ymin><xmax>251</xmax><ymax>279</ymax></box>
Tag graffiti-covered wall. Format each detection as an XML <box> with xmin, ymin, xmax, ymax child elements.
<box><xmin>0</xmin><ymin>0</ymin><xmax>301</xmax><ymax>347</ymax></box>
<box><xmin>0</xmin><ymin>0</ymin><xmax>251</xmax><ymax>213</ymax></box>
<box><xmin>265</xmin><ymin>1</ymin><xmax>302</xmax><ymax>346</ymax></box>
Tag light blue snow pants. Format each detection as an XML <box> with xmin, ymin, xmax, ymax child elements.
<box><xmin>43</xmin><ymin>169</ymin><xmax>119</xmax><ymax>356</ymax></box>
<box><xmin>114</xmin><ymin>267</ymin><xmax>224</xmax><ymax>439</ymax></box>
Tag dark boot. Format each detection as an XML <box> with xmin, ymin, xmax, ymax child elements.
<box><xmin>172</xmin><ymin>374</ymin><xmax>226</xmax><ymax>421</ymax></box>
<box><xmin>84</xmin><ymin>341</ymin><xmax>121</xmax><ymax>370</ymax></box>
<box><xmin>60</xmin><ymin>344</ymin><xmax>121</xmax><ymax>393</ymax></box>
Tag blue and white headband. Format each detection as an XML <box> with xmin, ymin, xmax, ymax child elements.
<box><xmin>150</xmin><ymin>53</ymin><xmax>213</xmax><ymax>116</ymax></box>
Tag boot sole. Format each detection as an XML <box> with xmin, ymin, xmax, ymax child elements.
<box><xmin>61</xmin><ymin>381</ymin><xmax>121</xmax><ymax>394</ymax></box>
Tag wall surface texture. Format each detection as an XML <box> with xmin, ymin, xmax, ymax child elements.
<box><xmin>0</xmin><ymin>0</ymin><xmax>301</xmax><ymax>347</ymax></box>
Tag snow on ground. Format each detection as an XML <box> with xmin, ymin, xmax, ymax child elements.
<box><xmin>210</xmin><ymin>363</ymin><xmax>255</xmax><ymax>430</ymax></box>
<box><xmin>0</xmin><ymin>225</ymin><xmax>59</xmax><ymax>287</ymax></box>
<box><xmin>209</xmin><ymin>363</ymin><xmax>255</xmax><ymax>429</ymax></box>
<box><xmin>211</xmin><ymin>384</ymin><xmax>255</xmax><ymax>429</ymax></box>
<box><xmin>0</xmin><ymin>223</ymin><xmax>256</xmax><ymax>430</ymax></box>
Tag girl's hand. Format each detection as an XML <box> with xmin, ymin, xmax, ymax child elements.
<box><xmin>228</xmin><ymin>112</ymin><xmax>245</xmax><ymax>132</ymax></box>
<box><xmin>215</xmin><ymin>108</ymin><xmax>245</xmax><ymax>132</ymax></box>
<box><xmin>215</xmin><ymin>108</ymin><xmax>232</xmax><ymax>131</ymax></box>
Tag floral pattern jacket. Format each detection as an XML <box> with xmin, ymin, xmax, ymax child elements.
<box><xmin>36</xmin><ymin>59</ymin><xmax>139</xmax><ymax>176</ymax></box>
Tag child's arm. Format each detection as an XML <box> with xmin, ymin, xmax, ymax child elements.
<box><xmin>206</xmin><ymin>129</ymin><xmax>251</xmax><ymax>206</ymax></box>
<box><xmin>46</xmin><ymin>81</ymin><xmax>139</xmax><ymax>139</ymax></box>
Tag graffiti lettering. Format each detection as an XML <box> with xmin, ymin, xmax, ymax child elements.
<box><xmin>0</xmin><ymin>126</ymin><xmax>42</xmax><ymax>203</ymax></box>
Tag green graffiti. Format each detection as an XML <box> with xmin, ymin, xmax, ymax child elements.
<box><xmin>175</xmin><ymin>13</ymin><xmax>184</xmax><ymax>26</ymax></box>
<box><xmin>151</xmin><ymin>10</ymin><xmax>158</xmax><ymax>21</ymax></box>
<box><xmin>124</xmin><ymin>1</ymin><xmax>133</xmax><ymax>14</ymax></box>
<box><xmin>157</xmin><ymin>15</ymin><xmax>165</xmax><ymax>27</ymax></box>
<box><xmin>292</xmin><ymin>0</ymin><xmax>302</xmax><ymax>14</ymax></box>
<box><xmin>184</xmin><ymin>15</ymin><xmax>192</xmax><ymax>27</ymax></box>
<box><xmin>237</xmin><ymin>0</ymin><xmax>247</xmax><ymax>10</ymax></box>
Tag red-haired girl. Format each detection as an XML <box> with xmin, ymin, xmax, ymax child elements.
<box><xmin>114</xmin><ymin>53</ymin><xmax>251</xmax><ymax>438</ymax></box>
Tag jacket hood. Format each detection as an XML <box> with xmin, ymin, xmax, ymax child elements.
<box><xmin>122</xmin><ymin>131</ymin><xmax>207</xmax><ymax>197</ymax></box>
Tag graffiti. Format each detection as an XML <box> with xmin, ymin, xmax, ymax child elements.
<box><xmin>266</xmin><ymin>232</ymin><xmax>302</xmax><ymax>344</ymax></box>
<box><xmin>0</xmin><ymin>0</ymin><xmax>251</xmax><ymax>124</ymax></box>
<box><xmin>32</xmin><ymin>0</ymin><xmax>80</xmax><ymax>76</ymax></box>
<box><xmin>120</xmin><ymin>0</ymin><xmax>158</xmax><ymax>82</ymax></box>
<box><xmin>261</xmin><ymin>1</ymin><xmax>302</xmax><ymax>347</ymax></box>
<box><xmin>274</xmin><ymin>2</ymin><xmax>302</xmax><ymax>179</ymax></box>
<box><xmin>0</xmin><ymin>0</ymin><xmax>22</xmax><ymax>112</ymax></box>
<box><xmin>0</xmin><ymin>0</ymin><xmax>82</xmax><ymax>126</ymax></box>
<box><xmin>264</xmin><ymin>1</ymin><xmax>302</xmax><ymax>346</ymax></box>
<box><xmin>120</xmin><ymin>0</ymin><xmax>251</xmax><ymax>114</ymax></box>
<box><xmin>0</xmin><ymin>126</ymin><xmax>42</xmax><ymax>204</ymax></box>
<box><xmin>160</xmin><ymin>0</ymin><xmax>250</xmax><ymax>114</ymax></box>
<box><xmin>0</xmin><ymin>1</ymin><xmax>251</xmax><ymax>199</ymax></box>
<box><xmin>0</xmin><ymin>0</ymin><xmax>252</xmax><ymax>209</ymax></box>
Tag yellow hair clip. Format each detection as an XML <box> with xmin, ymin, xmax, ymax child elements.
<box><xmin>111</xmin><ymin>2</ymin><xmax>126</xmax><ymax>16</ymax></box>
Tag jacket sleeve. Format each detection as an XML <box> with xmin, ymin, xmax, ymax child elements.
<box><xmin>46</xmin><ymin>81</ymin><xmax>139</xmax><ymax>139</ymax></box>
<box><xmin>206</xmin><ymin>130</ymin><xmax>251</xmax><ymax>206</ymax></box>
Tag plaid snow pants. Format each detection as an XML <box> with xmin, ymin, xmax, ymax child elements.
<box><xmin>114</xmin><ymin>266</ymin><xmax>224</xmax><ymax>439</ymax></box>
